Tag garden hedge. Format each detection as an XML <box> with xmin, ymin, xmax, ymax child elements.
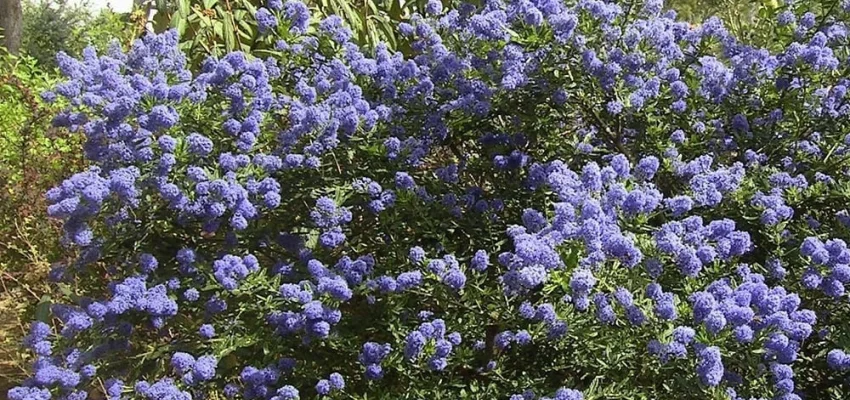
<box><xmin>9</xmin><ymin>0</ymin><xmax>850</xmax><ymax>399</ymax></box>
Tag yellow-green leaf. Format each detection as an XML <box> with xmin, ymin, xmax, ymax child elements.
<box><xmin>223</xmin><ymin>16</ymin><xmax>237</xmax><ymax>51</ymax></box>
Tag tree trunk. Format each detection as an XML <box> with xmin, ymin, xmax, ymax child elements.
<box><xmin>0</xmin><ymin>0</ymin><xmax>23</xmax><ymax>54</ymax></box>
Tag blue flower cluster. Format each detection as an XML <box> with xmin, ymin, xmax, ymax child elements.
<box><xmin>510</xmin><ymin>387</ymin><xmax>583</xmax><ymax>400</ymax></box>
<box><xmin>799</xmin><ymin>236</ymin><xmax>850</xmax><ymax>298</ymax></box>
<box><xmin>358</xmin><ymin>342</ymin><xmax>392</xmax><ymax>380</ymax></box>
<box><xmin>310</xmin><ymin>197</ymin><xmax>352</xmax><ymax>249</ymax></box>
<box><xmin>654</xmin><ymin>217</ymin><xmax>751</xmax><ymax>277</ymax></box>
<box><xmin>403</xmin><ymin>319</ymin><xmax>462</xmax><ymax>371</ymax></box>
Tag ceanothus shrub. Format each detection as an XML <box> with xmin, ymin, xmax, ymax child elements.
<box><xmin>10</xmin><ymin>0</ymin><xmax>850</xmax><ymax>399</ymax></box>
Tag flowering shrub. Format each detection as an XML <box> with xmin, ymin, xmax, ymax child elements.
<box><xmin>10</xmin><ymin>0</ymin><xmax>850</xmax><ymax>399</ymax></box>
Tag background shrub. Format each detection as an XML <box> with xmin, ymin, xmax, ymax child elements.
<box><xmin>0</xmin><ymin>50</ymin><xmax>84</xmax><ymax>390</ymax></box>
<box><xmin>147</xmin><ymin>0</ymin><xmax>431</xmax><ymax>67</ymax></box>
<box><xmin>1</xmin><ymin>0</ymin><xmax>139</xmax><ymax>390</ymax></box>
<box><xmin>20</xmin><ymin>0</ymin><xmax>138</xmax><ymax>68</ymax></box>
<box><xmin>5</xmin><ymin>0</ymin><xmax>850</xmax><ymax>399</ymax></box>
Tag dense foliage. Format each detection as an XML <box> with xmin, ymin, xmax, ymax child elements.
<box><xmin>150</xmin><ymin>0</ymin><xmax>440</xmax><ymax>67</ymax></box>
<box><xmin>0</xmin><ymin>50</ymin><xmax>85</xmax><ymax>390</ymax></box>
<box><xmin>20</xmin><ymin>0</ymin><xmax>137</xmax><ymax>68</ymax></box>
<box><xmin>9</xmin><ymin>0</ymin><xmax>850</xmax><ymax>399</ymax></box>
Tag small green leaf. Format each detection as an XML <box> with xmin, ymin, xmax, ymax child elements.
<box><xmin>175</xmin><ymin>17</ymin><xmax>187</xmax><ymax>36</ymax></box>
<box><xmin>178</xmin><ymin>0</ymin><xmax>190</xmax><ymax>17</ymax></box>
<box><xmin>35</xmin><ymin>295</ymin><xmax>52</xmax><ymax>322</ymax></box>
<box><xmin>223</xmin><ymin>16</ymin><xmax>237</xmax><ymax>51</ymax></box>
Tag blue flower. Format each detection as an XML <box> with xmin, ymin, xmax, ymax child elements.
<box><xmin>827</xmin><ymin>349</ymin><xmax>850</xmax><ymax>371</ymax></box>
<box><xmin>192</xmin><ymin>355</ymin><xmax>218</xmax><ymax>381</ymax></box>
<box><xmin>316</xmin><ymin>379</ymin><xmax>331</xmax><ymax>395</ymax></box>
<box><xmin>442</xmin><ymin>268</ymin><xmax>467</xmax><ymax>290</ymax></box>
<box><xmin>570</xmin><ymin>269</ymin><xmax>597</xmax><ymax>294</ymax></box>
<box><xmin>696</xmin><ymin>346</ymin><xmax>723</xmax><ymax>386</ymax></box>
<box><xmin>199</xmin><ymin>324</ymin><xmax>215</xmax><ymax>339</ymax></box>
<box><xmin>635</xmin><ymin>156</ymin><xmax>659</xmax><ymax>181</ymax></box>
<box><xmin>276</xmin><ymin>385</ymin><xmax>299</xmax><ymax>400</ymax></box>
<box><xmin>494</xmin><ymin>331</ymin><xmax>513</xmax><ymax>350</ymax></box>
<box><xmin>425</xmin><ymin>0</ymin><xmax>443</xmax><ymax>15</ymax></box>
<box><xmin>183</xmin><ymin>288</ymin><xmax>199</xmax><ymax>302</ymax></box>
<box><xmin>395</xmin><ymin>172</ymin><xmax>416</xmax><ymax>190</ymax></box>
<box><xmin>329</xmin><ymin>372</ymin><xmax>345</xmax><ymax>389</ymax></box>
<box><xmin>256</xmin><ymin>8</ymin><xmax>279</xmax><ymax>33</ymax></box>
<box><xmin>283</xmin><ymin>0</ymin><xmax>310</xmax><ymax>34</ymax></box>
<box><xmin>171</xmin><ymin>352</ymin><xmax>195</xmax><ymax>374</ymax></box>
<box><xmin>319</xmin><ymin>15</ymin><xmax>353</xmax><ymax>43</ymax></box>
<box><xmin>359</xmin><ymin>342</ymin><xmax>391</xmax><ymax>379</ymax></box>
<box><xmin>553</xmin><ymin>388</ymin><xmax>583</xmax><ymax>400</ymax></box>
<box><xmin>268</xmin><ymin>0</ymin><xmax>283</xmax><ymax>10</ymax></box>
<box><xmin>186</xmin><ymin>133</ymin><xmax>213</xmax><ymax>156</ymax></box>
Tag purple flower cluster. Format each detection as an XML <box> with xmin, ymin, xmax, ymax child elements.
<box><xmin>311</xmin><ymin>197</ymin><xmax>352</xmax><ymax>249</ymax></box>
<box><xmin>799</xmin><ymin>237</ymin><xmax>850</xmax><ymax>298</ymax></box>
<box><xmin>654</xmin><ymin>217</ymin><xmax>751</xmax><ymax>277</ymax></box>
<box><xmin>359</xmin><ymin>342</ymin><xmax>392</xmax><ymax>380</ymax></box>
<box><xmin>425</xmin><ymin>254</ymin><xmax>467</xmax><ymax>291</ymax></box>
<box><xmin>213</xmin><ymin>254</ymin><xmax>260</xmax><ymax>290</ymax></box>
<box><xmin>532</xmin><ymin>301</ymin><xmax>570</xmax><ymax>339</ymax></box>
<box><xmin>353</xmin><ymin>176</ymin><xmax>397</xmax><ymax>214</ymax></box>
<box><xmin>403</xmin><ymin>319</ymin><xmax>461</xmax><ymax>371</ymax></box>
<box><xmin>268</xmin><ymin>296</ymin><xmax>342</xmax><ymax>340</ymax></box>
<box><xmin>134</xmin><ymin>378</ymin><xmax>192</xmax><ymax>400</ymax></box>
<box><xmin>659</xmin><ymin>269</ymin><xmax>817</xmax><ymax>390</ymax></box>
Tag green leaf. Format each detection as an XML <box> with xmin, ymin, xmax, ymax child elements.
<box><xmin>57</xmin><ymin>283</ymin><xmax>73</xmax><ymax>297</ymax></box>
<box><xmin>35</xmin><ymin>295</ymin><xmax>51</xmax><ymax>322</ymax></box>
<box><xmin>213</xmin><ymin>21</ymin><xmax>225</xmax><ymax>41</ymax></box>
<box><xmin>306</xmin><ymin>230</ymin><xmax>319</xmax><ymax>248</ymax></box>
<box><xmin>192</xmin><ymin>8</ymin><xmax>212</xmax><ymax>26</ymax></box>
<box><xmin>175</xmin><ymin>15</ymin><xmax>187</xmax><ymax>36</ymax></box>
<box><xmin>238</xmin><ymin>17</ymin><xmax>254</xmax><ymax>33</ymax></box>
<box><xmin>223</xmin><ymin>16</ymin><xmax>237</xmax><ymax>51</ymax></box>
<box><xmin>178</xmin><ymin>0</ymin><xmax>191</xmax><ymax>17</ymax></box>
<box><xmin>241</xmin><ymin>1</ymin><xmax>257</xmax><ymax>18</ymax></box>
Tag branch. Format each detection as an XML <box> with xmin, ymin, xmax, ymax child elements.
<box><xmin>576</xmin><ymin>99</ymin><xmax>631</xmax><ymax>159</ymax></box>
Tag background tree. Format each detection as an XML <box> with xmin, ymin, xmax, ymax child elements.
<box><xmin>0</xmin><ymin>0</ymin><xmax>23</xmax><ymax>54</ymax></box>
